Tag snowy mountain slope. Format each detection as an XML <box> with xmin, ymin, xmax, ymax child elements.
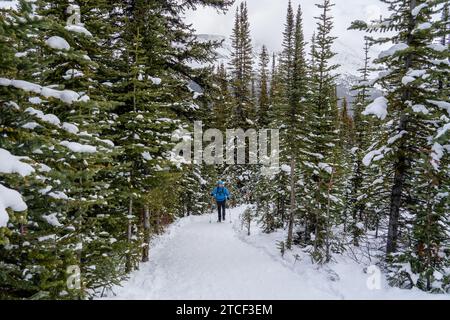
<box><xmin>103</xmin><ymin>206</ymin><xmax>448</xmax><ymax>300</ymax></box>
<box><xmin>0</xmin><ymin>0</ymin><xmax>17</xmax><ymax>9</ymax></box>
<box><xmin>195</xmin><ymin>34</ymin><xmax>382</xmax><ymax>104</ymax></box>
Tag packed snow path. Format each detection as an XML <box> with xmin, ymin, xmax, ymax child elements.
<box><xmin>107</xmin><ymin>206</ymin><xmax>448</xmax><ymax>300</ymax></box>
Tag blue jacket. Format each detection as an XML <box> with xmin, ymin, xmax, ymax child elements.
<box><xmin>211</xmin><ymin>186</ymin><xmax>230</xmax><ymax>202</ymax></box>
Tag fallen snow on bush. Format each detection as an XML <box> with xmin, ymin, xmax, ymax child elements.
<box><xmin>65</xmin><ymin>25</ymin><xmax>93</xmax><ymax>37</ymax></box>
<box><xmin>378</xmin><ymin>43</ymin><xmax>408</xmax><ymax>59</ymax></box>
<box><xmin>0</xmin><ymin>184</ymin><xmax>27</xmax><ymax>228</ymax></box>
<box><xmin>60</xmin><ymin>141</ymin><xmax>97</xmax><ymax>153</ymax></box>
<box><xmin>25</xmin><ymin>107</ymin><xmax>61</xmax><ymax>126</ymax></box>
<box><xmin>46</xmin><ymin>36</ymin><xmax>70</xmax><ymax>51</ymax></box>
<box><xmin>362</xmin><ymin>97</ymin><xmax>389</xmax><ymax>120</ymax></box>
<box><xmin>0</xmin><ymin>148</ymin><xmax>35</xmax><ymax>177</ymax></box>
<box><xmin>0</xmin><ymin>77</ymin><xmax>84</xmax><ymax>104</ymax></box>
<box><xmin>42</xmin><ymin>213</ymin><xmax>62</xmax><ymax>227</ymax></box>
<box><xmin>62</xmin><ymin>122</ymin><xmax>79</xmax><ymax>134</ymax></box>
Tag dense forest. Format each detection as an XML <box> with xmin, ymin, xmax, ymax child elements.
<box><xmin>0</xmin><ymin>0</ymin><xmax>449</xmax><ymax>299</ymax></box>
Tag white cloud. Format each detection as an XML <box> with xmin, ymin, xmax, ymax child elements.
<box><xmin>184</xmin><ymin>0</ymin><xmax>388</xmax><ymax>58</ymax></box>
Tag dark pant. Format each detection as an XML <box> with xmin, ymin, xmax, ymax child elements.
<box><xmin>217</xmin><ymin>200</ymin><xmax>226</xmax><ymax>221</ymax></box>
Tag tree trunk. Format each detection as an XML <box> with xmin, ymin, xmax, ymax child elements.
<box><xmin>142</xmin><ymin>205</ymin><xmax>150</xmax><ymax>262</ymax></box>
<box><xmin>387</xmin><ymin>0</ymin><xmax>415</xmax><ymax>254</ymax></box>
<box><xmin>286</xmin><ymin>159</ymin><xmax>296</xmax><ymax>249</ymax></box>
<box><xmin>126</xmin><ymin>197</ymin><xmax>133</xmax><ymax>272</ymax></box>
<box><xmin>386</xmin><ymin>138</ymin><xmax>407</xmax><ymax>254</ymax></box>
<box><xmin>325</xmin><ymin>169</ymin><xmax>335</xmax><ymax>263</ymax></box>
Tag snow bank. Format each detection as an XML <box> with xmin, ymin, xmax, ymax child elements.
<box><xmin>0</xmin><ymin>184</ymin><xmax>27</xmax><ymax>227</ymax></box>
<box><xmin>362</xmin><ymin>97</ymin><xmax>389</xmax><ymax>120</ymax></box>
<box><xmin>60</xmin><ymin>141</ymin><xmax>97</xmax><ymax>153</ymax></box>
<box><xmin>0</xmin><ymin>148</ymin><xmax>35</xmax><ymax>177</ymax></box>
<box><xmin>46</xmin><ymin>36</ymin><xmax>70</xmax><ymax>51</ymax></box>
<box><xmin>103</xmin><ymin>207</ymin><xmax>449</xmax><ymax>300</ymax></box>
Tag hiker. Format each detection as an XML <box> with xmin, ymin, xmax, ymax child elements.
<box><xmin>210</xmin><ymin>181</ymin><xmax>230</xmax><ymax>223</ymax></box>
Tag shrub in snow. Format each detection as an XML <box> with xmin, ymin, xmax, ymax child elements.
<box><xmin>46</xmin><ymin>36</ymin><xmax>70</xmax><ymax>51</ymax></box>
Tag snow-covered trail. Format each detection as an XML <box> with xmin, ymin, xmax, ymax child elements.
<box><xmin>106</xmin><ymin>206</ymin><xmax>335</xmax><ymax>299</ymax></box>
<box><xmin>106</xmin><ymin>206</ymin><xmax>448</xmax><ymax>300</ymax></box>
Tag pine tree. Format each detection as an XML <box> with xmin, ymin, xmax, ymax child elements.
<box><xmin>0</xmin><ymin>0</ymin><xmax>234</xmax><ymax>299</ymax></box>
<box><xmin>0</xmin><ymin>0</ymin><xmax>119</xmax><ymax>298</ymax></box>
<box><xmin>346</xmin><ymin>39</ymin><xmax>383</xmax><ymax>246</ymax></box>
<box><xmin>351</xmin><ymin>0</ymin><xmax>450</xmax><ymax>292</ymax></box>
<box><xmin>267</xmin><ymin>1</ymin><xmax>297</xmax><ymax>246</ymax></box>
<box><xmin>212</xmin><ymin>63</ymin><xmax>232</xmax><ymax>131</ymax></box>
<box><xmin>258</xmin><ymin>45</ymin><xmax>270</xmax><ymax>127</ymax></box>
<box><xmin>305</xmin><ymin>0</ymin><xmax>340</xmax><ymax>262</ymax></box>
<box><xmin>229</xmin><ymin>2</ymin><xmax>254</xmax><ymax>128</ymax></box>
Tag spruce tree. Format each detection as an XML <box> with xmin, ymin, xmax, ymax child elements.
<box><xmin>351</xmin><ymin>0</ymin><xmax>450</xmax><ymax>291</ymax></box>
<box><xmin>258</xmin><ymin>45</ymin><xmax>270</xmax><ymax>127</ymax></box>
<box><xmin>229</xmin><ymin>2</ymin><xmax>254</xmax><ymax>128</ymax></box>
<box><xmin>305</xmin><ymin>0</ymin><xmax>340</xmax><ymax>262</ymax></box>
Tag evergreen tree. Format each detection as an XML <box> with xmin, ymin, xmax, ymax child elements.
<box><xmin>0</xmin><ymin>0</ymin><xmax>234</xmax><ymax>299</ymax></box>
<box><xmin>0</xmin><ymin>0</ymin><xmax>117</xmax><ymax>298</ymax></box>
<box><xmin>351</xmin><ymin>0</ymin><xmax>450</xmax><ymax>292</ymax></box>
<box><xmin>229</xmin><ymin>2</ymin><xmax>254</xmax><ymax>128</ymax></box>
<box><xmin>305</xmin><ymin>0</ymin><xmax>340</xmax><ymax>262</ymax></box>
<box><xmin>258</xmin><ymin>45</ymin><xmax>270</xmax><ymax>127</ymax></box>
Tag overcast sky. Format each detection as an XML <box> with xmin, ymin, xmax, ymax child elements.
<box><xmin>184</xmin><ymin>0</ymin><xmax>388</xmax><ymax>54</ymax></box>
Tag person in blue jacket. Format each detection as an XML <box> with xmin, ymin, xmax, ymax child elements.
<box><xmin>210</xmin><ymin>180</ymin><xmax>230</xmax><ymax>222</ymax></box>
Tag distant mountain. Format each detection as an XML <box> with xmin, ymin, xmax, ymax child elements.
<box><xmin>0</xmin><ymin>0</ymin><xmax>18</xmax><ymax>9</ymax></box>
<box><xmin>195</xmin><ymin>34</ymin><xmax>264</xmax><ymax>67</ymax></box>
<box><xmin>195</xmin><ymin>34</ymin><xmax>382</xmax><ymax>107</ymax></box>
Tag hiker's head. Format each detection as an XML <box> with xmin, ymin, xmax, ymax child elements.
<box><xmin>217</xmin><ymin>180</ymin><xmax>224</xmax><ymax>187</ymax></box>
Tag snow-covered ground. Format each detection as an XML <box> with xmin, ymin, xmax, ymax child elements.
<box><xmin>104</xmin><ymin>206</ymin><xmax>449</xmax><ymax>300</ymax></box>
